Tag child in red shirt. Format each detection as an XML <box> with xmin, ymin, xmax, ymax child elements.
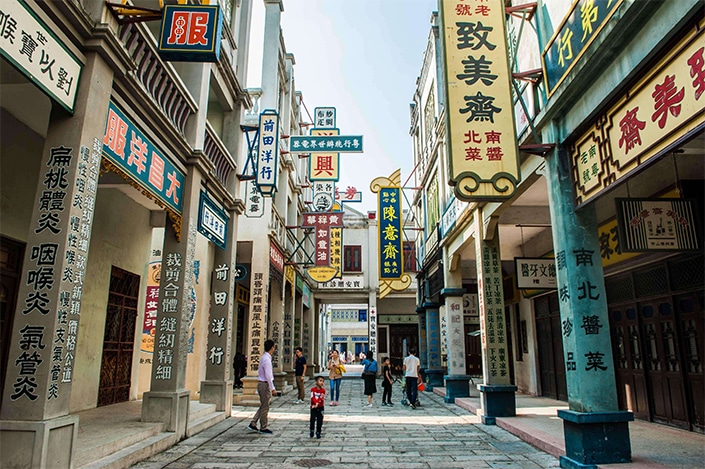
<box><xmin>310</xmin><ymin>375</ymin><xmax>326</xmax><ymax>439</ymax></box>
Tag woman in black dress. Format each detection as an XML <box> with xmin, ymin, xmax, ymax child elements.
<box><xmin>361</xmin><ymin>351</ymin><xmax>378</xmax><ymax>407</ymax></box>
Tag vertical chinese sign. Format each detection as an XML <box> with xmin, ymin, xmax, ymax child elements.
<box><xmin>378</xmin><ymin>187</ymin><xmax>403</xmax><ymax>280</ymax></box>
<box><xmin>302</xmin><ymin>212</ymin><xmax>344</xmax><ymax>284</ymax></box>
<box><xmin>256</xmin><ymin>110</ymin><xmax>279</xmax><ymax>196</ymax></box>
<box><xmin>440</xmin><ymin>0</ymin><xmax>520</xmax><ymax>201</ymax></box>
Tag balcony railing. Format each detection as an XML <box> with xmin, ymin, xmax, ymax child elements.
<box><xmin>269</xmin><ymin>206</ymin><xmax>286</xmax><ymax>245</ymax></box>
<box><xmin>119</xmin><ymin>22</ymin><xmax>197</xmax><ymax>135</ymax></box>
<box><xmin>204</xmin><ymin>122</ymin><xmax>237</xmax><ymax>187</ymax></box>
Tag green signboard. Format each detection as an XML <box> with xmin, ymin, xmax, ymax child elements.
<box><xmin>289</xmin><ymin>135</ymin><xmax>363</xmax><ymax>153</ymax></box>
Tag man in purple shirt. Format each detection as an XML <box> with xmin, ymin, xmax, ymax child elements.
<box><xmin>248</xmin><ymin>339</ymin><xmax>277</xmax><ymax>434</ymax></box>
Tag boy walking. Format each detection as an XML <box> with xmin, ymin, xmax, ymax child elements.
<box><xmin>309</xmin><ymin>375</ymin><xmax>326</xmax><ymax>439</ymax></box>
<box><xmin>381</xmin><ymin>357</ymin><xmax>394</xmax><ymax>406</ymax></box>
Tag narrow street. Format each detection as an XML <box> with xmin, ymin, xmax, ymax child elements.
<box><xmin>133</xmin><ymin>378</ymin><xmax>559</xmax><ymax>469</ymax></box>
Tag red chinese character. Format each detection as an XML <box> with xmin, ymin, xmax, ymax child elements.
<box><xmin>463</xmin><ymin>130</ymin><xmax>482</xmax><ymax>143</ymax></box>
<box><xmin>687</xmin><ymin>46</ymin><xmax>705</xmax><ymax>100</ymax></box>
<box><xmin>651</xmin><ymin>74</ymin><xmax>684</xmax><ymax>129</ymax></box>
<box><xmin>465</xmin><ymin>147</ymin><xmax>482</xmax><ymax>161</ymax></box>
<box><xmin>485</xmin><ymin>130</ymin><xmax>501</xmax><ymax>144</ymax></box>
<box><xmin>313</xmin><ymin>155</ymin><xmax>334</xmax><ymax>176</ymax></box>
<box><xmin>103</xmin><ymin>109</ymin><xmax>128</xmax><ymax>159</ymax></box>
<box><xmin>475</xmin><ymin>5</ymin><xmax>491</xmax><ymax>16</ymax></box>
<box><xmin>486</xmin><ymin>147</ymin><xmax>503</xmax><ymax>161</ymax></box>
<box><xmin>455</xmin><ymin>4</ymin><xmax>472</xmax><ymax>15</ymax></box>
<box><xmin>167</xmin><ymin>11</ymin><xmax>209</xmax><ymax>46</ymax></box>
<box><xmin>166</xmin><ymin>171</ymin><xmax>181</xmax><ymax>204</ymax></box>
<box><xmin>149</xmin><ymin>152</ymin><xmax>164</xmax><ymax>191</ymax></box>
<box><xmin>618</xmin><ymin>107</ymin><xmax>646</xmax><ymax>154</ymax></box>
<box><xmin>344</xmin><ymin>186</ymin><xmax>357</xmax><ymax>200</ymax></box>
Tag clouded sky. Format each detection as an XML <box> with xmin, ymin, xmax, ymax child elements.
<box><xmin>247</xmin><ymin>0</ymin><xmax>438</xmax><ymax>213</ymax></box>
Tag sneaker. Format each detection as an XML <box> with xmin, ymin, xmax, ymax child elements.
<box><xmin>294</xmin><ymin>399</ymin><xmax>303</xmax><ymax>404</ymax></box>
<box><xmin>316</xmin><ymin>432</ymin><xmax>321</xmax><ymax>439</ymax></box>
<box><xmin>247</xmin><ymin>423</ymin><xmax>258</xmax><ymax>432</ymax></box>
<box><xmin>387</xmin><ymin>402</ymin><xmax>394</xmax><ymax>406</ymax></box>
<box><xmin>410</xmin><ymin>403</ymin><xmax>416</xmax><ymax>409</ymax></box>
<box><xmin>367</xmin><ymin>403</ymin><xmax>373</xmax><ymax>407</ymax></box>
<box><xmin>259</xmin><ymin>428</ymin><xmax>273</xmax><ymax>435</ymax></box>
<box><xmin>310</xmin><ymin>431</ymin><xmax>314</xmax><ymax>438</ymax></box>
<box><xmin>381</xmin><ymin>402</ymin><xmax>387</xmax><ymax>407</ymax></box>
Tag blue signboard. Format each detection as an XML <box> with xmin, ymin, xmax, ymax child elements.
<box><xmin>378</xmin><ymin>187</ymin><xmax>403</xmax><ymax>280</ymax></box>
<box><xmin>197</xmin><ymin>191</ymin><xmax>228</xmax><ymax>249</ymax></box>
<box><xmin>103</xmin><ymin>101</ymin><xmax>185</xmax><ymax>215</ymax></box>
<box><xmin>542</xmin><ymin>0</ymin><xmax>624</xmax><ymax>96</ymax></box>
<box><xmin>158</xmin><ymin>4</ymin><xmax>223</xmax><ymax>62</ymax></box>
<box><xmin>256</xmin><ymin>110</ymin><xmax>279</xmax><ymax>196</ymax></box>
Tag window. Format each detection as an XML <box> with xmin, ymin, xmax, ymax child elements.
<box><xmin>403</xmin><ymin>241</ymin><xmax>417</xmax><ymax>272</ymax></box>
<box><xmin>344</xmin><ymin>245</ymin><xmax>362</xmax><ymax>272</ymax></box>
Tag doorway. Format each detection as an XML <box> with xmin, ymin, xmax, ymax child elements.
<box><xmin>98</xmin><ymin>266</ymin><xmax>139</xmax><ymax>406</ymax></box>
<box><xmin>534</xmin><ymin>292</ymin><xmax>568</xmax><ymax>401</ymax></box>
<box><xmin>0</xmin><ymin>237</ymin><xmax>24</xmax><ymax>412</ymax></box>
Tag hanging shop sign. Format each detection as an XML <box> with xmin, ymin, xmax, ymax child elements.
<box><xmin>336</xmin><ymin>185</ymin><xmax>362</xmax><ymax>203</ymax></box>
<box><xmin>295</xmin><ymin>273</ymin><xmax>304</xmax><ymax>294</ymax></box>
<box><xmin>312</xmin><ymin>181</ymin><xmax>336</xmax><ymax>211</ymax></box>
<box><xmin>158</xmin><ymin>4</ymin><xmax>223</xmax><ymax>62</ymax></box>
<box><xmin>319</xmin><ymin>276</ymin><xmax>364</xmax><ymax>290</ymax></box>
<box><xmin>103</xmin><ymin>101</ymin><xmax>185</xmax><ymax>215</ymax></box>
<box><xmin>440</xmin><ymin>0</ymin><xmax>520</xmax><ymax>201</ymax></box>
<box><xmin>463</xmin><ymin>293</ymin><xmax>479</xmax><ymax>318</ymax></box>
<box><xmin>256</xmin><ymin>110</ymin><xmax>279</xmax><ymax>196</ymax></box>
<box><xmin>514</xmin><ymin>257</ymin><xmax>558</xmax><ymax>290</ymax></box>
<box><xmin>285</xmin><ymin>265</ymin><xmax>296</xmax><ymax>285</ymax></box>
<box><xmin>0</xmin><ymin>0</ymin><xmax>83</xmax><ymax>113</ymax></box>
<box><xmin>233</xmin><ymin>263</ymin><xmax>248</xmax><ymax>281</ymax></box>
<box><xmin>309</xmin><ymin>128</ymin><xmax>340</xmax><ymax>181</ymax></box>
<box><xmin>302</xmin><ymin>282</ymin><xmax>311</xmax><ymax>308</ymax></box>
<box><xmin>314</xmin><ymin>107</ymin><xmax>336</xmax><ymax>129</ymax></box>
<box><xmin>616</xmin><ymin>198</ymin><xmax>700</xmax><ymax>252</ymax></box>
<box><xmin>571</xmin><ymin>21</ymin><xmax>704</xmax><ymax>207</ymax></box>
<box><xmin>244</xmin><ymin>180</ymin><xmax>265</xmax><ymax>218</ymax></box>
<box><xmin>290</xmin><ymin>135</ymin><xmax>363</xmax><ymax>153</ymax></box>
<box><xmin>269</xmin><ymin>242</ymin><xmax>285</xmax><ymax>273</ymax></box>
<box><xmin>235</xmin><ymin>284</ymin><xmax>250</xmax><ymax>305</ymax></box>
<box><xmin>378</xmin><ymin>187</ymin><xmax>403</xmax><ymax>280</ymax></box>
<box><xmin>302</xmin><ymin>211</ymin><xmax>344</xmax><ymax>283</ymax></box>
<box><xmin>197</xmin><ymin>191</ymin><xmax>228</xmax><ymax>249</ymax></box>
<box><xmin>542</xmin><ymin>0</ymin><xmax>624</xmax><ymax>96</ymax></box>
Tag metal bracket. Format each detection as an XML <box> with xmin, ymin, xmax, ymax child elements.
<box><xmin>237</xmin><ymin>125</ymin><xmax>258</xmax><ymax>181</ymax></box>
<box><xmin>105</xmin><ymin>2</ymin><xmax>162</xmax><ymax>25</ymax></box>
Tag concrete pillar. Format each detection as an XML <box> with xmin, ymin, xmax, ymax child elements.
<box><xmin>544</xmin><ymin>141</ymin><xmax>632</xmax><ymax>468</ymax></box>
<box><xmin>424</xmin><ymin>304</ymin><xmax>444</xmax><ymax>389</ymax></box>
<box><xmin>0</xmin><ymin>51</ymin><xmax>112</xmax><ymax>468</ymax></box>
<box><xmin>269</xmin><ymin>276</ymin><xmax>289</xmax><ymax>392</ymax></box>
<box><xmin>441</xmin><ymin>262</ymin><xmax>471</xmax><ymax>403</ymax></box>
<box><xmin>302</xmin><ymin>288</ymin><xmax>315</xmax><ymax>375</ymax></box>
<box><xmin>368</xmin><ymin>293</ymin><xmax>378</xmax><ymax>359</ymax></box>
<box><xmin>474</xmin><ymin>210</ymin><xmax>517</xmax><ymax>425</ymax></box>
<box><xmin>417</xmin><ymin>308</ymin><xmax>428</xmax><ymax>371</ymax></box>
<box><xmin>199</xmin><ymin>207</ymin><xmax>240</xmax><ymax>411</ymax></box>
<box><xmin>141</xmin><ymin>166</ymin><xmax>202</xmax><ymax>438</ymax></box>
<box><xmin>282</xmin><ymin>272</ymin><xmax>295</xmax><ymax>384</ymax></box>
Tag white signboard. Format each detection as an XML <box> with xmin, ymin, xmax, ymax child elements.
<box><xmin>0</xmin><ymin>0</ymin><xmax>82</xmax><ymax>112</ymax></box>
<box><xmin>314</xmin><ymin>107</ymin><xmax>336</xmax><ymax>129</ymax></box>
<box><xmin>515</xmin><ymin>257</ymin><xmax>557</xmax><ymax>289</ymax></box>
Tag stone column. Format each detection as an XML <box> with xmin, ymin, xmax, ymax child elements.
<box><xmin>269</xmin><ymin>276</ymin><xmax>289</xmax><ymax>392</ymax></box>
<box><xmin>416</xmin><ymin>308</ymin><xmax>428</xmax><ymax>371</ymax></box>
<box><xmin>424</xmin><ymin>303</ymin><xmax>444</xmax><ymax>389</ymax></box>
<box><xmin>199</xmin><ymin>207</ymin><xmax>240</xmax><ymax>411</ymax></box>
<box><xmin>0</xmin><ymin>51</ymin><xmax>111</xmax><ymax>468</ymax></box>
<box><xmin>302</xmin><ymin>289</ymin><xmax>315</xmax><ymax>376</ymax></box>
<box><xmin>368</xmin><ymin>293</ymin><xmax>378</xmax><ymax>360</ymax></box>
<box><xmin>474</xmin><ymin>211</ymin><xmax>517</xmax><ymax>424</ymax></box>
<box><xmin>441</xmin><ymin>263</ymin><xmax>471</xmax><ymax>402</ymax></box>
<box><xmin>544</xmin><ymin>142</ymin><xmax>632</xmax><ymax>467</ymax></box>
<box><xmin>282</xmin><ymin>272</ymin><xmax>295</xmax><ymax>384</ymax></box>
<box><xmin>141</xmin><ymin>166</ymin><xmax>202</xmax><ymax>438</ymax></box>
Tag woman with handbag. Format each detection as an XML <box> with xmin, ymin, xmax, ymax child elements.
<box><xmin>326</xmin><ymin>349</ymin><xmax>344</xmax><ymax>405</ymax></box>
<box><xmin>361</xmin><ymin>351</ymin><xmax>378</xmax><ymax>407</ymax></box>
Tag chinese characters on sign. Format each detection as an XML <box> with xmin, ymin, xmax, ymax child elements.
<box><xmin>542</xmin><ymin>0</ymin><xmax>624</xmax><ymax>96</ymax></box>
<box><xmin>368</xmin><ymin>306</ymin><xmax>377</xmax><ymax>358</ymax></box>
<box><xmin>153</xmin><ymin>252</ymin><xmax>184</xmax><ymax>381</ymax></box>
<box><xmin>319</xmin><ymin>277</ymin><xmax>364</xmax><ymax>290</ymax></box>
<box><xmin>207</xmin><ymin>262</ymin><xmax>230</xmax><ymax>367</ymax></box>
<box><xmin>289</xmin><ymin>135</ymin><xmax>363</xmax><ymax>153</ymax></box>
<box><xmin>441</xmin><ymin>0</ymin><xmax>519</xmax><ymax>200</ymax></box>
<box><xmin>244</xmin><ymin>180</ymin><xmax>265</xmax><ymax>218</ymax></box>
<box><xmin>302</xmin><ymin>212</ymin><xmax>344</xmax><ymax>267</ymax></box>
<box><xmin>248</xmin><ymin>272</ymin><xmax>266</xmax><ymax>372</ymax></box>
<box><xmin>103</xmin><ymin>102</ymin><xmax>185</xmax><ymax>216</ymax></box>
<box><xmin>197</xmin><ymin>191</ymin><xmax>228</xmax><ymax>250</ymax></box>
<box><xmin>256</xmin><ymin>110</ymin><xmax>279</xmax><ymax>196</ymax></box>
<box><xmin>141</xmin><ymin>258</ymin><xmax>161</xmax><ymax>354</ymax></box>
<box><xmin>0</xmin><ymin>0</ymin><xmax>82</xmax><ymax>112</ymax></box>
<box><xmin>314</xmin><ymin>107</ymin><xmax>336</xmax><ymax>128</ymax></box>
<box><xmin>477</xmin><ymin>242</ymin><xmax>509</xmax><ymax>383</ymax></box>
<box><xmin>514</xmin><ymin>257</ymin><xmax>557</xmax><ymax>289</ymax></box>
<box><xmin>158</xmin><ymin>4</ymin><xmax>223</xmax><ymax>62</ymax></box>
<box><xmin>378</xmin><ymin>188</ymin><xmax>403</xmax><ymax>280</ymax></box>
<box><xmin>309</xmin><ymin>129</ymin><xmax>340</xmax><ymax>181</ymax></box>
<box><xmin>335</xmin><ymin>185</ymin><xmax>362</xmax><ymax>203</ymax></box>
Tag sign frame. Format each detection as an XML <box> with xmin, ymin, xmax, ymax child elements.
<box><xmin>158</xmin><ymin>4</ymin><xmax>223</xmax><ymax>63</ymax></box>
<box><xmin>514</xmin><ymin>257</ymin><xmax>558</xmax><ymax>290</ymax></box>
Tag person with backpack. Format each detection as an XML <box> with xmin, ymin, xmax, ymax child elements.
<box><xmin>361</xmin><ymin>351</ymin><xmax>378</xmax><ymax>407</ymax></box>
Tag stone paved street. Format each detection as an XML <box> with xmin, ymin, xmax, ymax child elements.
<box><xmin>133</xmin><ymin>378</ymin><xmax>559</xmax><ymax>468</ymax></box>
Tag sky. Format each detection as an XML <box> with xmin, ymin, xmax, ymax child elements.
<box><xmin>246</xmin><ymin>0</ymin><xmax>439</xmax><ymax>213</ymax></box>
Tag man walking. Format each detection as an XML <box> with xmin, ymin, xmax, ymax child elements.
<box><xmin>403</xmin><ymin>348</ymin><xmax>421</xmax><ymax>409</ymax></box>
<box><xmin>248</xmin><ymin>339</ymin><xmax>277</xmax><ymax>434</ymax></box>
<box><xmin>294</xmin><ymin>346</ymin><xmax>307</xmax><ymax>404</ymax></box>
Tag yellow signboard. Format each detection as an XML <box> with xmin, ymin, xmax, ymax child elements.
<box><xmin>309</xmin><ymin>128</ymin><xmax>340</xmax><ymax>181</ymax></box>
<box><xmin>306</xmin><ymin>266</ymin><xmax>338</xmax><ymax>283</ymax></box>
<box><xmin>440</xmin><ymin>0</ymin><xmax>520</xmax><ymax>201</ymax></box>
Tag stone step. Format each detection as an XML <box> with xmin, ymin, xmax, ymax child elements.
<box><xmin>77</xmin><ymin>432</ymin><xmax>178</xmax><ymax>469</ymax></box>
<box><xmin>189</xmin><ymin>402</ymin><xmax>217</xmax><ymax>421</ymax></box>
<box><xmin>74</xmin><ymin>421</ymin><xmax>166</xmax><ymax>468</ymax></box>
<box><xmin>186</xmin><ymin>411</ymin><xmax>227</xmax><ymax>438</ymax></box>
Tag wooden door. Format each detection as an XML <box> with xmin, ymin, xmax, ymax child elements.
<box><xmin>640</xmin><ymin>298</ymin><xmax>688</xmax><ymax>429</ymax></box>
<box><xmin>674</xmin><ymin>291</ymin><xmax>704</xmax><ymax>433</ymax></box>
<box><xmin>98</xmin><ymin>267</ymin><xmax>139</xmax><ymax>406</ymax></box>
<box><xmin>464</xmin><ymin>323</ymin><xmax>482</xmax><ymax>377</ymax></box>
<box><xmin>0</xmin><ymin>237</ymin><xmax>24</xmax><ymax>411</ymax></box>
<box><xmin>535</xmin><ymin>293</ymin><xmax>566</xmax><ymax>400</ymax></box>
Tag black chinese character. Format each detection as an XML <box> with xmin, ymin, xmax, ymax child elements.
<box><xmin>459</xmin><ymin>91</ymin><xmax>501</xmax><ymax>123</ymax></box>
<box><xmin>455</xmin><ymin>22</ymin><xmax>496</xmax><ymax>51</ymax></box>
<box><xmin>562</xmin><ymin>318</ymin><xmax>573</xmax><ymax>337</ymax></box>
<box><xmin>581</xmin><ymin>315</ymin><xmax>603</xmax><ymax>334</ymax></box>
<box><xmin>573</xmin><ymin>248</ymin><xmax>595</xmax><ymax>266</ymax></box>
<box><xmin>577</xmin><ymin>281</ymin><xmax>600</xmax><ymax>300</ymax></box>
<box><xmin>585</xmin><ymin>351</ymin><xmax>607</xmax><ymax>371</ymax></box>
<box><xmin>456</xmin><ymin>55</ymin><xmax>497</xmax><ymax>86</ymax></box>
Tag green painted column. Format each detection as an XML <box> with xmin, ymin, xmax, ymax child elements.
<box><xmin>544</xmin><ymin>140</ymin><xmax>633</xmax><ymax>468</ymax></box>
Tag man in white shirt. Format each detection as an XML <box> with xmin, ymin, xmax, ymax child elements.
<box><xmin>403</xmin><ymin>348</ymin><xmax>421</xmax><ymax>409</ymax></box>
<box><xmin>248</xmin><ymin>339</ymin><xmax>277</xmax><ymax>434</ymax></box>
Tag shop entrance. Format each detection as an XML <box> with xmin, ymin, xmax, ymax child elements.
<box><xmin>534</xmin><ymin>292</ymin><xmax>568</xmax><ymax>401</ymax></box>
<box><xmin>608</xmin><ymin>255</ymin><xmax>704</xmax><ymax>433</ymax></box>
<box><xmin>0</xmin><ymin>236</ymin><xmax>24</xmax><ymax>413</ymax></box>
<box><xmin>98</xmin><ymin>266</ymin><xmax>139</xmax><ymax>406</ymax></box>
<box><xmin>464</xmin><ymin>323</ymin><xmax>482</xmax><ymax>378</ymax></box>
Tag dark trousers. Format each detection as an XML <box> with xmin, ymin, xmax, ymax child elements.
<box><xmin>382</xmin><ymin>382</ymin><xmax>392</xmax><ymax>403</ymax></box>
<box><xmin>309</xmin><ymin>408</ymin><xmax>323</xmax><ymax>434</ymax></box>
<box><xmin>405</xmin><ymin>377</ymin><xmax>418</xmax><ymax>405</ymax></box>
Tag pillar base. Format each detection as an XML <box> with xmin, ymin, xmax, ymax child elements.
<box><xmin>443</xmin><ymin>375</ymin><xmax>471</xmax><ymax>403</ymax></box>
<box><xmin>142</xmin><ymin>389</ymin><xmax>190</xmax><ymax>439</ymax></box>
<box><xmin>238</xmin><ymin>376</ymin><xmax>262</xmax><ymax>406</ymax></box>
<box><xmin>199</xmin><ymin>380</ymin><xmax>233</xmax><ymax>412</ymax></box>
<box><xmin>478</xmin><ymin>384</ymin><xmax>517</xmax><ymax>425</ymax></box>
<box><xmin>272</xmin><ymin>371</ymin><xmax>292</xmax><ymax>394</ymax></box>
<box><xmin>0</xmin><ymin>413</ymin><xmax>78</xmax><ymax>469</ymax></box>
<box><xmin>423</xmin><ymin>369</ymin><xmax>445</xmax><ymax>391</ymax></box>
<box><xmin>558</xmin><ymin>410</ymin><xmax>633</xmax><ymax>468</ymax></box>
